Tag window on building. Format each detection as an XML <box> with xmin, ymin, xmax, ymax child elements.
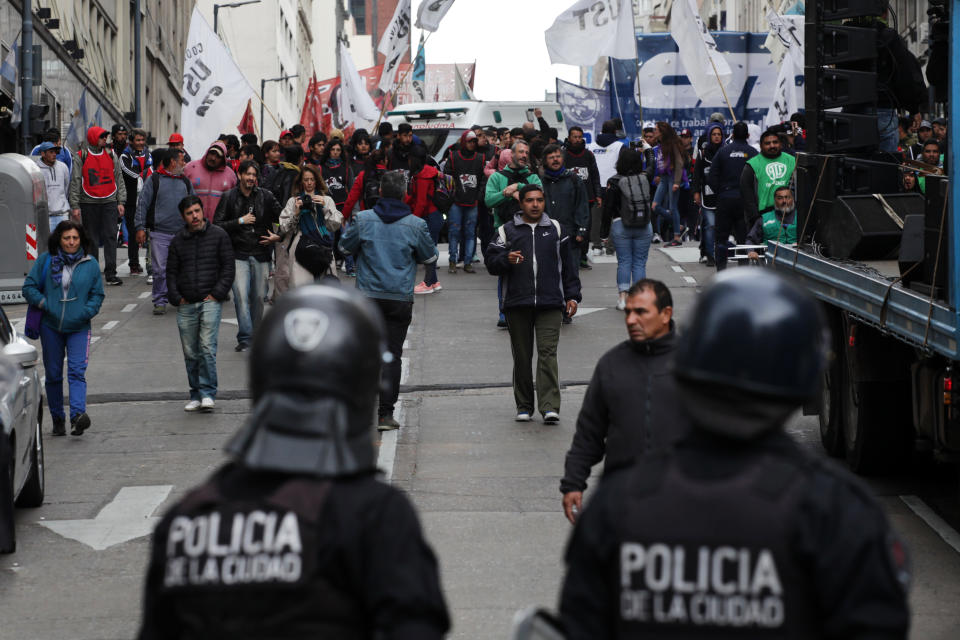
<box><xmin>350</xmin><ymin>0</ymin><xmax>366</xmax><ymax>34</ymax></box>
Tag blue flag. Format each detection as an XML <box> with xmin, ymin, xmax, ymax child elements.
<box><xmin>412</xmin><ymin>35</ymin><xmax>426</xmax><ymax>101</ymax></box>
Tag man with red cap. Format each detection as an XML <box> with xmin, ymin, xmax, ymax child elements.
<box><xmin>69</xmin><ymin>126</ymin><xmax>127</xmax><ymax>285</ymax></box>
<box><xmin>168</xmin><ymin>133</ymin><xmax>191</xmax><ymax>163</ymax></box>
<box><xmin>183</xmin><ymin>141</ymin><xmax>238</xmax><ymax>223</ymax></box>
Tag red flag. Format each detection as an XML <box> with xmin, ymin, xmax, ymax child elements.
<box><xmin>237</xmin><ymin>99</ymin><xmax>255</xmax><ymax>136</ymax></box>
<box><xmin>300</xmin><ymin>74</ymin><xmax>324</xmax><ymax>139</ymax></box>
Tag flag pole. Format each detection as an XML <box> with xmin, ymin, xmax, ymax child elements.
<box><xmin>630</xmin><ymin>0</ymin><xmax>643</xmax><ymax>122</ymax></box>
<box><xmin>706</xmin><ymin>53</ymin><xmax>737</xmax><ymax>123</ymax></box>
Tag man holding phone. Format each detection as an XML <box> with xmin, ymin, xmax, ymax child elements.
<box><xmin>485</xmin><ymin>184</ymin><xmax>582</xmax><ymax>423</ymax></box>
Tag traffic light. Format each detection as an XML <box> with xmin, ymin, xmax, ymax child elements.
<box><xmin>805</xmin><ymin>0</ymin><xmax>886</xmax><ymax>153</ymax></box>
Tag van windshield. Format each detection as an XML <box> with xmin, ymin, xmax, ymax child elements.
<box><xmin>412</xmin><ymin>129</ymin><xmax>465</xmax><ymax>159</ymax></box>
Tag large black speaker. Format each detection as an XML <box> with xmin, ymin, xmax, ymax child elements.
<box><xmin>818</xmin><ymin>193</ymin><xmax>923</xmax><ymax>259</ymax></box>
<box><xmin>899</xmin><ymin>176</ymin><xmax>950</xmax><ymax>298</ymax></box>
<box><xmin>795</xmin><ymin>153</ymin><xmax>903</xmax><ymax>241</ymax></box>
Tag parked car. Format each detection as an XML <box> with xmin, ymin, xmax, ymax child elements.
<box><xmin>0</xmin><ymin>304</ymin><xmax>45</xmax><ymax>554</ymax></box>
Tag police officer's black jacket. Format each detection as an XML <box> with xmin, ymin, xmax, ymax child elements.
<box><xmin>559</xmin><ymin>430</ymin><xmax>910</xmax><ymax>639</ymax></box>
<box><xmin>560</xmin><ymin>326</ymin><xmax>686</xmax><ymax>495</ymax></box>
<box><xmin>706</xmin><ymin>140</ymin><xmax>757</xmax><ymax>201</ymax></box>
<box><xmin>138</xmin><ymin>463</ymin><xmax>450</xmax><ymax>640</ymax></box>
<box><xmin>166</xmin><ymin>222</ymin><xmax>235</xmax><ymax>306</ymax></box>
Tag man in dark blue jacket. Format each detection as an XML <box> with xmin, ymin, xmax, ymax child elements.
<box><xmin>706</xmin><ymin>121</ymin><xmax>757</xmax><ymax>270</ymax></box>
<box><xmin>485</xmin><ymin>183</ymin><xmax>582</xmax><ymax>424</ymax></box>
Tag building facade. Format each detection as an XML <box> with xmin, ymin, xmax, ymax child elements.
<box><xmin>0</xmin><ymin>0</ymin><xmax>190</xmax><ymax>153</ymax></box>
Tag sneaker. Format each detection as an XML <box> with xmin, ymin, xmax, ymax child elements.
<box><xmin>414</xmin><ymin>281</ymin><xmax>435</xmax><ymax>295</ymax></box>
<box><xmin>705</xmin><ymin>257</ymin><xmax>716</xmax><ymax>267</ymax></box>
<box><xmin>130</xmin><ymin>264</ymin><xmax>143</xmax><ymax>275</ymax></box>
<box><xmin>430</xmin><ymin>281</ymin><xmax>443</xmax><ymax>292</ymax></box>
<box><xmin>463</xmin><ymin>264</ymin><xmax>476</xmax><ymax>273</ymax></box>
<box><xmin>543</xmin><ymin>411</ymin><xmax>560</xmax><ymax>424</ymax></box>
<box><xmin>153</xmin><ymin>304</ymin><xmax>166</xmax><ymax>315</ymax></box>
<box><xmin>200</xmin><ymin>397</ymin><xmax>215</xmax><ymax>412</ymax></box>
<box><xmin>562</xmin><ymin>315</ymin><xmax>572</xmax><ymax>325</ymax></box>
<box><xmin>579</xmin><ymin>260</ymin><xmax>592</xmax><ymax>271</ymax></box>
<box><xmin>497</xmin><ymin>318</ymin><xmax>508</xmax><ymax>328</ymax></box>
<box><xmin>184</xmin><ymin>400</ymin><xmax>202</xmax><ymax>412</ymax></box>
<box><xmin>448</xmin><ymin>264</ymin><xmax>457</xmax><ymax>274</ymax></box>
<box><xmin>652</xmin><ymin>233</ymin><xmax>662</xmax><ymax>244</ymax></box>
<box><xmin>51</xmin><ymin>418</ymin><xmax>66</xmax><ymax>437</ymax></box>
<box><xmin>592</xmin><ymin>246</ymin><xmax>602</xmax><ymax>256</ymax></box>
<box><xmin>70</xmin><ymin>413</ymin><xmax>91</xmax><ymax>436</ymax></box>
<box><xmin>515</xmin><ymin>412</ymin><xmax>532</xmax><ymax>422</ymax></box>
<box><xmin>105</xmin><ymin>277</ymin><xmax>122</xmax><ymax>286</ymax></box>
<box><xmin>665</xmin><ymin>239</ymin><xmax>682</xmax><ymax>247</ymax></box>
<box><xmin>235</xmin><ymin>343</ymin><xmax>250</xmax><ymax>352</ymax></box>
<box><xmin>346</xmin><ymin>269</ymin><xmax>357</xmax><ymax>278</ymax></box>
<box><xmin>616</xmin><ymin>295</ymin><xmax>627</xmax><ymax>311</ymax></box>
<box><xmin>146</xmin><ymin>275</ymin><xmax>154</xmax><ymax>284</ymax></box>
<box><xmin>377</xmin><ymin>414</ymin><xmax>400</xmax><ymax>431</ymax></box>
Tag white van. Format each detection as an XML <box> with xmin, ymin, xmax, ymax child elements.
<box><xmin>385</xmin><ymin>101</ymin><xmax>568</xmax><ymax>162</ymax></box>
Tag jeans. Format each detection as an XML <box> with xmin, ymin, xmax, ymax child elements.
<box><xmin>124</xmin><ymin>204</ymin><xmax>141</xmax><ymax>267</ymax></box>
<box><xmin>39</xmin><ymin>324</ymin><xmax>90</xmax><ymax>421</ymax></box>
<box><xmin>149</xmin><ymin>231</ymin><xmax>174</xmax><ymax>306</ymax></box>
<box><xmin>477</xmin><ymin>203</ymin><xmax>495</xmax><ymax>259</ymax></box>
<box><xmin>49</xmin><ymin>212</ymin><xmax>69</xmax><ymax>232</ymax></box>
<box><xmin>80</xmin><ymin>201</ymin><xmax>119</xmax><ymax>278</ymax></box>
<box><xmin>448</xmin><ymin>204</ymin><xmax>478</xmax><ymax>264</ymax></box>
<box><xmin>700</xmin><ymin>207</ymin><xmax>716</xmax><ymax>260</ymax></box>
<box><xmin>714</xmin><ymin>197</ymin><xmax>747</xmax><ymax>271</ymax></box>
<box><xmin>374</xmin><ymin>298</ymin><xmax>413</xmax><ymax>417</ymax></box>
<box><xmin>504</xmin><ymin>307</ymin><xmax>562</xmax><ymax>415</ymax></box>
<box><xmin>232</xmin><ymin>256</ymin><xmax>268</xmax><ymax>346</ymax></box>
<box><xmin>177</xmin><ymin>300</ymin><xmax>222</xmax><ymax>401</ymax></box>
<box><xmin>611</xmin><ymin>219</ymin><xmax>653</xmax><ymax>292</ymax></box>
<box><xmin>424</xmin><ymin>209</ymin><xmax>444</xmax><ymax>286</ymax></box>
<box><xmin>653</xmin><ymin>175</ymin><xmax>681</xmax><ymax>238</ymax></box>
<box><xmin>877</xmin><ymin>108</ymin><xmax>899</xmax><ymax>153</ymax></box>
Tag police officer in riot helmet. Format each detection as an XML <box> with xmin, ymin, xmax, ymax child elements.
<box><xmin>138</xmin><ymin>285</ymin><xmax>450</xmax><ymax>639</ymax></box>
<box><xmin>558</xmin><ymin>269</ymin><xmax>910</xmax><ymax>639</ymax></box>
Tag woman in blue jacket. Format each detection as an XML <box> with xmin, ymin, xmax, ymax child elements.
<box><xmin>22</xmin><ymin>221</ymin><xmax>105</xmax><ymax>436</ymax></box>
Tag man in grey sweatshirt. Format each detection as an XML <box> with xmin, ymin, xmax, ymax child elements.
<box><xmin>135</xmin><ymin>148</ymin><xmax>195</xmax><ymax>314</ymax></box>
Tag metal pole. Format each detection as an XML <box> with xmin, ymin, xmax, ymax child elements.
<box><xmin>21</xmin><ymin>0</ymin><xmax>33</xmax><ymax>153</ymax></box>
<box><xmin>260</xmin><ymin>78</ymin><xmax>266</xmax><ymax>141</ymax></box>
<box><xmin>948</xmin><ymin>0</ymin><xmax>960</xmax><ymax>340</ymax></box>
<box><xmin>214</xmin><ymin>5</ymin><xmax>220</xmax><ymax>36</ymax></box>
<box><xmin>134</xmin><ymin>0</ymin><xmax>142</xmax><ymax>127</ymax></box>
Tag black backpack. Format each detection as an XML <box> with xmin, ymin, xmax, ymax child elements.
<box><xmin>432</xmin><ymin>173</ymin><xmax>455</xmax><ymax>213</ymax></box>
<box><xmin>362</xmin><ymin>168</ymin><xmax>383</xmax><ymax>210</ymax></box>
<box><xmin>617</xmin><ymin>174</ymin><xmax>652</xmax><ymax>228</ymax></box>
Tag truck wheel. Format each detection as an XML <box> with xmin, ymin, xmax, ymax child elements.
<box><xmin>818</xmin><ymin>310</ymin><xmax>844</xmax><ymax>457</ymax></box>
<box><xmin>842</xmin><ymin>377</ymin><xmax>912</xmax><ymax>474</ymax></box>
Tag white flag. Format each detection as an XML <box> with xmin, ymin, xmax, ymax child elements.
<box><xmin>339</xmin><ymin>42</ymin><xmax>380</xmax><ymax>129</ymax></box>
<box><xmin>377</xmin><ymin>0</ymin><xmax>412</xmax><ymax>93</ymax></box>
<box><xmin>180</xmin><ymin>7</ymin><xmax>253</xmax><ymax>161</ymax></box>
<box><xmin>545</xmin><ymin>0</ymin><xmax>635</xmax><ymax>66</ymax></box>
<box><xmin>764</xmin><ymin>10</ymin><xmax>804</xmax><ymax>65</ymax></box>
<box><xmin>416</xmin><ymin>0</ymin><xmax>456</xmax><ymax>32</ymax></box>
<box><xmin>763</xmin><ymin>47</ymin><xmax>803</xmax><ymax>129</ymax></box>
<box><xmin>670</xmin><ymin>0</ymin><xmax>732</xmax><ymax>102</ymax></box>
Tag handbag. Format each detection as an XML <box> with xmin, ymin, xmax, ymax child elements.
<box><xmin>294</xmin><ymin>235</ymin><xmax>334</xmax><ymax>277</ymax></box>
<box><xmin>24</xmin><ymin>255</ymin><xmax>51</xmax><ymax>340</ymax></box>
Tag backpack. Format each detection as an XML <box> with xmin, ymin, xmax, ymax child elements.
<box><xmin>432</xmin><ymin>173</ymin><xmax>455</xmax><ymax>213</ymax></box>
<box><xmin>362</xmin><ymin>168</ymin><xmax>383</xmax><ymax>210</ymax></box>
<box><xmin>145</xmin><ymin>172</ymin><xmax>193</xmax><ymax>230</ymax></box>
<box><xmin>617</xmin><ymin>174</ymin><xmax>652</xmax><ymax>228</ymax></box>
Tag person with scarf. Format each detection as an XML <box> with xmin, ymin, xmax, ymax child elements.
<box><xmin>263</xmin><ymin>164</ymin><xmax>342</xmax><ymax>289</ymax></box>
<box><xmin>22</xmin><ymin>221</ymin><xmax>104</xmax><ymax>436</ymax></box>
<box><xmin>691</xmin><ymin>123</ymin><xmax>725</xmax><ymax>267</ymax></box>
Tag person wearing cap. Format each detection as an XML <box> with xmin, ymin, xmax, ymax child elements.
<box><xmin>69</xmin><ymin>126</ymin><xmax>127</xmax><ymax>285</ymax></box>
<box><xmin>558</xmin><ymin>269</ymin><xmax>911</xmax><ymax>639</ymax></box>
<box><xmin>168</xmin><ymin>133</ymin><xmax>192</xmax><ymax>163</ymax></box>
<box><xmin>443</xmin><ymin>129</ymin><xmax>486</xmax><ymax>273</ymax></box>
<box><xmin>111</xmin><ymin>123</ymin><xmax>129</xmax><ymax>157</ymax></box>
<box><xmin>34</xmin><ymin>141</ymin><xmax>72</xmax><ymax>230</ymax></box>
<box><xmin>485</xmin><ymin>183</ymin><xmax>582</xmax><ymax>423</ymax></box>
<box><xmin>908</xmin><ymin>120</ymin><xmax>933</xmax><ymax>160</ymax></box>
<box><xmin>279</xmin><ymin>129</ymin><xmax>296</xmax><ymax>147</ymax></box>
<box><xmin>184</xmin><ymin>141</ymin><xmax>239</xmax><ymax>223</ymax></box>
<box><xmin>31</xmin><ymin>127</ymin><xmax>73</xmax><ymax>171</ymax></box>
<box><xmin>641</xmin><ymin>122</ymin><xmax>658</xmax><ymax>148</ymax></box>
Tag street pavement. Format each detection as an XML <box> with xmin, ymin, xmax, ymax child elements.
<box><xmin>1</xmin><ymin>242</ymin><xmax>959</xmax><ymax>639</ymax></box>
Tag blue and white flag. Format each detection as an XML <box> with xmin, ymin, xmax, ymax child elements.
<box><xmin>1</xmin><ymin>35</ymin><xmax>21</xmax><ymax>127</ymax></box>
<box><xmin>556</xmin><ymin>78</ymin><xmax>610</xmax><ymax>144</ymax></box>
<box><xmin>669</xmin><ymin>0</ymin><xmax>733</xmax><ymax>102</ymax></box>
<box><xmin>64</xmin><ymin>88</ymin><xmax>89</xmax><ymax>151</ymax></box>
<box><xmin>412</xmin><ymin>35</ymin><xmax>426</xmax><ymax>101</ymax></box>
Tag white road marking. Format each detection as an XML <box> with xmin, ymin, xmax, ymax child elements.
<box><xmin>400</xmin><ymin>356</ymin><xmax>409</xmax><ymax>385</ymax></box>
<box><xmin>40</xmin><ymin>485</ymin><xmax>173</xmax><ymax>551</ymax></box>
<box><xmin>138</xmin><ymin>292</ymin><xmax>151</xmax><ymax>299</ymax></box>
<box><xmin>221</xmin><ymin>318</ymin><xmax>238</xmax><ymax>325</ymax></box>
<box><xmin>91</xmin><ymin>337</ymin><xmax>101</xmax><ymax>344</ymax></box>
<box><xmin>403</xmin><ymin>340</ymin><xmax>409</xmax><ymax>349</ymax></box>
<box><xmin>576</xmin><ymin>307</ymin><xmax>605</xmax><ymax>317</ymax></box>
<box><xmin>658</xmin><ymin>246</ymin><xmax>702</xmax><ymax>263</ymax></box>
<box><xmin>121</xmin><ymin>304</ymin><xmax>137</xmax><ymax>313</ymax></box>
<box><xmin>102</xmin><ymin>320</ymin><xmax>118</xmax><ymax>331</ymax></box>
<box><xmin>683</xmin><ymin>276</ymin><xmax>697</xmax><ymax>284</ymax></box>
<box><xmin>671</xmin><ymin>265</ymin><xmax>685</xmax><ymax>273</ymax></box>
<box><xmin>377</xmin><ymin>404</ymin><xmax>404</xmax><ymax>483</ymax></box>
<box><xmin>900</xmin><ymin>495</ymin><xmax>960</xmax><ymax>555</ymax></box>
<box><xmin>589</xmin><ymin>255</ymin><xmax>617</xmax><ymax>264</ymax></box>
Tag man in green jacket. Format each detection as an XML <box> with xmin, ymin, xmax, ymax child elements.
<box><xmin>485</xmin><ymin>140</ymin><xmax>543</xmax><ymax>228</ymax></box>
<box><xmin>740</xmin><ymin>128</ymin><xmax>795</xmax><ymax>229</ymax></box>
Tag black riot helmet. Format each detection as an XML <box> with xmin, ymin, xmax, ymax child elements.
<box><xmin>674</xmin><ymin>269</ymin><xmax>828</xmax><ymax>439</ymax></box>
<box><xmin>225</xmin><ymin>285</ymin><xmax>388</xmax><ymax>477</ymax></box>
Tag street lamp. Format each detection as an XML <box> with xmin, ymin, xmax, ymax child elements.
<box><xmin>213</xmin><ymin>0</ymin><xmax>261</xmax><ymax>36</ymax></box>
<box><xmin>260</xmin><ymin>75</ymin><xmax>298</xmax><ymax>140</ymax></box>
